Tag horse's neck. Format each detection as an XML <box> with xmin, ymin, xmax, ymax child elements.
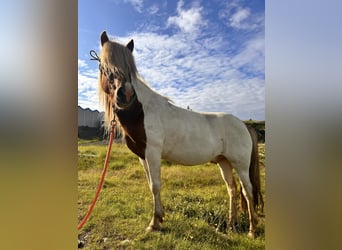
<box><xmin>116</xmin><ymin>76</ymin><xmax>160</xmax><ymax>125</ymax></box>
<box><xmin>132</xmin><ymin>76</ymin><xmax>167</xmax><ymax>107</ymax></box>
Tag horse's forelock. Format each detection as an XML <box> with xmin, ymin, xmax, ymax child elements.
<box><xmin>100</xmin><ymin>41</ymin><xmax>137</xmax><ymax>81</ymax></box>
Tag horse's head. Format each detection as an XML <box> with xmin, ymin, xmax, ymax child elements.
<box><xmin>98</xmin><ymin>31</ymin><xmax>138</xmax><ymax>110</ymax></box>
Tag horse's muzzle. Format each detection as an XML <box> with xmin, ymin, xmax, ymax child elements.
<box><xmin>117</xmin><ymin>87</ymin><xmax>126</xmax><ymax>102</ymax></box>
<box><xmin>116</xmin><ymin>86</ymin><xmax>130</xmax><ymax>109</ymax></box>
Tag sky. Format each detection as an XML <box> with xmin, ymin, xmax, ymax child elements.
<box><xmin>78</xmin><ymin>0</ymin><xmax>265</xmax><ymax>120</ymax></box>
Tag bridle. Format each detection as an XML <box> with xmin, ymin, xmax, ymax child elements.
<box><xmin>90</xmin><ymin>50</ymin><xmax>129</xmax><ymax>87</ymax></box>
<box><xmin>90</xmin><ymin>50</ymin><xmax>136</xmax><ymax>110</ymax></box>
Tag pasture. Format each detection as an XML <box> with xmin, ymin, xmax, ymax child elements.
<box><xmin>78</xmin><ymin>140</ymin><xmax>265</xmax><ymax>249</ymax></box>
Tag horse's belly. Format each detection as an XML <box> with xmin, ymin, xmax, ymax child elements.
<box><xmin>161</xmin><ymin>141</ymin><xmax>221</xmax><ymax>166</ymax></box>
<box><xmin>163</xmin><ymin>152</ymin><xmax>216</xmax><ymax>165</ymax></box>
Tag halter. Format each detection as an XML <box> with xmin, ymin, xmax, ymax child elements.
<box><xmin>90</xmin><ymin>50</ymin><xmax>129</xmax><ymax>85</ymax></box>
<box><xmin>90</xmin><ymin>49</ymin><xmax>136</xmax><ymax>110</ymax></box>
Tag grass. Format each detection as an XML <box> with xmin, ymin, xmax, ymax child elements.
<box><xmin>78</xmin><ymin>142</ymin><xmax>265</xmax><ymax>249</ymax></box>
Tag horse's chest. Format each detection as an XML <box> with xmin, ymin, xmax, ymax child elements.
<box><xmin>124</xmin><ymin>126</ymin><xmax>146</xmax><ymax>159</ymax></box>
<box><xmin>116</xmin><ymin>101</ymin><xmax>147</xmax><ymax>159</ymax></box>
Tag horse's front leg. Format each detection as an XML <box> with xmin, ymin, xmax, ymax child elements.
<box><xmin>144</xmin><ymin>147</ymin><xmax>165</xmax><ymax>232</ymax></box>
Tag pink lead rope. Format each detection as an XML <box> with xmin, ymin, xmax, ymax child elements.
<box><xmin>78</xmin><ymin>121</ymin><xmax>116</xmax><ymax>230</ymax></box>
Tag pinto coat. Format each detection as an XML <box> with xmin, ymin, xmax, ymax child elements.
<box><xmin>96</xmin><ymin>31</ymin><xmax>262</xmax><ymax>238</ymax></box>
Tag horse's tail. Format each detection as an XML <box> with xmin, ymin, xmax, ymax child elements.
<box><xmin>240</xmin><ymin>126</ymin><xmax>264</xmax><ymax>213</ymax></box>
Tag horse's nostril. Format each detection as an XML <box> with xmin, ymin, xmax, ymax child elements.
<box><xmin>109</xmin><ymin>73</ymin><xmax>114</xmax><ymax>83</ymax></box>
<box><xmin>117</xmin><ymin>87</ymin><xmax>125</xmax><ymax>99</ymax></box>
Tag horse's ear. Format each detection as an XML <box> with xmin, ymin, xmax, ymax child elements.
<box><xmin>126</xmin><ymin>39</ymin><xmax>134</xmax><ymax>52</ymax></box>
<box><xmin>101</xmin><ymin>31</ymin><xmax>109</xmax><ymax>46</ymax></box>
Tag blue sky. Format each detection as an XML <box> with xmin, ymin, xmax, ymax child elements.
<box><xmin>78</xmin><ymin>0</ymin><xmax>265</xmax><ymax>120</ymax></box>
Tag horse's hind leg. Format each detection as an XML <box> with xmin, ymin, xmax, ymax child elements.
<box><xmin>237</xmin><ymin>171</ymin><xmax>259</xmax><ymax>238</ymax></box>
<box><xmin>217</xmin><ymin>158</ymin><xmax>238</xmax><ymax>232</ymax></box>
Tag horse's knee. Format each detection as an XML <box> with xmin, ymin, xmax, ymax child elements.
<box><xmin>150</xmin><ymin>182</ymin><xmax>161</xmax><ymax>194</ymax></box>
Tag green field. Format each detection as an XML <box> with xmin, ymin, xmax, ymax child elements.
<box><xmin>78</xmin><ymin>140</ymin><xmax>265</xmax><ymax>249</ymax></box>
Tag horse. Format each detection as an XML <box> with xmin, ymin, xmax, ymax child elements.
<box><xmin>94</xmin><ymin>31</ymin><xmax>263</xmax><ymax>238</ymax></box>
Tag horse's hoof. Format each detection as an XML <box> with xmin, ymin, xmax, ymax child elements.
<box><xmin>145</xmin><ymin>226</ymin><xmax>154</xmax><ymax>233</ymax></box>
<box><xmin>248</xmin><ymin>231</ymin><xmax>256</xmax><ymax>239</ymax></box>
<box><xmin>146</xmin><ymin>225</ymin><xmax>161</xmax><ymax>233</ymax></box>
<box><xmin>78</xmin><ymin>240</ymin><xmax>84</xmax><ymax>248</ymax></box>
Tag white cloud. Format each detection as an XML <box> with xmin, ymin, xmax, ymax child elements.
<box><xmin>78</xmin><ymin>60</ymin><xmax>101</xmax><ymax>111</ymax></box>
<box><xmin>219</xmin><ymin>1</ymin><xmax>264</xmax><ymax>31</ymax></box>
<box><xmin>231</xmin><ymin>34</ymin><xmax>265</xmax><ymax>73</ymax></box>
<box><xmin>229</xmin><ymin>7</ymin><xmax>250</xmax><ymax>29</ymax></box>
<box><xmin>167</xmin><ymin>0</ymin><xmax>205</xmax><ymax>33</ymax></box>
<box><xmin>78</xmin><ymin>59</ymin><xmax>87</xmax><ymax>68</ymax></box>
<box><xmin>124</xmin><ymin>0</ymin><xmax>143</xmax><ymax>13</ymax></box>
<box><xmin>147</xmin><ymin>4</ymin><xmax>159</xmax><ymax>15</ymax></box>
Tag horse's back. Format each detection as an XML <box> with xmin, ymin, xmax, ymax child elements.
<box><xmin>201</xmin><ymin>112</ymin><xmax>249</xmax><ymax>140</ymax></box>
<box><xmin>156</xmin><ymin>105</ymin><xmax>251</xmax><ymax>165</ymax></box>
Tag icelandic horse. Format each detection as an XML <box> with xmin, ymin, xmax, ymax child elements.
<box><xmin>95</xmin><ymin>31</ymin><xmax>263</xmax><ymax>238</ymax></box>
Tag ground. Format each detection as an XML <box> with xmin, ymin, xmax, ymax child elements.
<box><xmin>78</xmin><ymin>140</ymin><xmax>265</xmax><ymax>249</ymax></box>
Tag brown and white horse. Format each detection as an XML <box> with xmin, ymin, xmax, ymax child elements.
<box><xmin>95</xmin><ymin>31</ymin><xmax>263</xmax><ymax>238</ymax></box>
